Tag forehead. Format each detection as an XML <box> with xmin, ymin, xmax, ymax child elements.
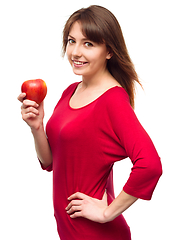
<box><xmin>69</xmin><ymin>21</ymin><xmax>86</xmax><ymax>39</ymax></box>
<box><xmin>68</xmin><ymin>20</ymin><xmax>105</xmax><ymax>46</ymax></box>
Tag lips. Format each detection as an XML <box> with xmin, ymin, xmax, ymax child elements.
<box><xmin>72</xmin><ymin>60</ymin><xmax>88</xmax><ymax>67</ymax></box>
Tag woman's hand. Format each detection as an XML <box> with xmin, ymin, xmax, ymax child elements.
<box><xmin>66</xmin><ymin>192</ymin><xmax>108</xmax><ymax>223</ymax></box>
<box><xmin>66</xmin><ymin>190</ymin><xmax>138</xmax><ymax>224</ymax></box>
<box><xmin>17</xmin><ymin>93</ymin><xmax>44</xmax><ymax>130</ymax></box>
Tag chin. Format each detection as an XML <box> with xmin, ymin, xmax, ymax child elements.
<box><xmin>73</xmin><ymin>69</ymin><xmax>86</xmax><ymax>76</ymax></box>
<box><xmin>73</xmin><ymin>71</ymin><xmax>82</xmax><ymax>76</ymax></box>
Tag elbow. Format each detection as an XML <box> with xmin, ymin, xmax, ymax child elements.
<box><xmin>39</xmin><ymin>158</ymin><xmax>53</xmax><ymax>171</ymax></box>
<box><xmin>125</xmin><ymin>156</ymin><xmax>163</xmax><ymax>200</ymax></box>
<box><xmin>147</xmin><ymin>156</ymin><xmax>163</xmax><ymax>182</ymax></box>
<box><xmin>154</xmin><ymin>157</ymin><xmax>162</xmax><ymax>178</ymax></box>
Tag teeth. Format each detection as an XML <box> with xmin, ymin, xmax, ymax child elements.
<box><xmin>73</xmin><ymin>61</ymin><xmax>85</xmax><ymax>65</ymax></box>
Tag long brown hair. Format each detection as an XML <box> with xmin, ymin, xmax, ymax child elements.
<box><xmin>62</xmin><ymin>5</ymin><xmax>142</xmax><ymax>108</ymax></box>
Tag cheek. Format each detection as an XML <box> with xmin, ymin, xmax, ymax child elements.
<box><xmin>90</xmin><ymin>52</ymin><xmax>107</xmax><ymax>67</ymax></box>
<box><xmin>89</xmin><ymin>47</ymin><xmax>107</xmax><ymax>62</ymax></box>
<box><xmin>66</xmin><ymin>46</ymin><xmax>72</xmax><ymax>61</ymax></box>
<box><xmin>83</xmin><ymin>51</ymin><xmax>99</xmax><ymax>64</ymax></box>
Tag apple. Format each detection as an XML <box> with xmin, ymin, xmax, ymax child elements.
<box><xmin>21</xmin><ymin>79</ymin><xmax>47</xmax><ymax>104</ymax></box>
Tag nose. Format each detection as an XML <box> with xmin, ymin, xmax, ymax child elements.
<box><xmin>72</xmin><ymin>44</ymin><xmax>82</xmax><ymax>58</ymax></box>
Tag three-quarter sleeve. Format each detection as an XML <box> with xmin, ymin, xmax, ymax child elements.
<box><xmin>39</xmin><ymin>159</ymin><xmax>53</xmax><ymax>172</ymax></box>
<box><xmin>106</xmin><ymin>88</ymin><xmax>162</xmax><ymax>200</ymax></box>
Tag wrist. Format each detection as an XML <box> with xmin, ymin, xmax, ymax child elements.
<box><xmin>103</xmin><ymin>206</ymin><xmax>114</xmax><ymax>223</ymax></box>
<box><xmin>31</xmin><ymin>123</ymin><xmax>44</xmax><ymax>134</ymax></box>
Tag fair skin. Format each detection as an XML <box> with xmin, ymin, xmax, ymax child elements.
<box><xmin>18</xmin><ymin>20</ymin><xmax>137</xmax><ymax>224</ymax></box>
<box><xmin>17</xmin><ymin>96</ymin><xmax>52</xmax><ymax>168</ymax></box>
<box><xmin>67</xmin><ymin>21</ymin><xmax>121</xmax><ymax>109</ymax></box>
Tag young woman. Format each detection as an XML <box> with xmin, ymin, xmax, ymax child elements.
<box><xmin>18</xmin><ymin>5</ymin><xmax>162</xmax><ymax>240</ymax></box>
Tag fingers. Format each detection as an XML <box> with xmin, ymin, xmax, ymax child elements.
<box><xmin>66</xmin><ymin>192</ymin><xmax>108</xmax><ymax>222</ymax></box>
<box><xmin>22</xmin><ymin>106</ymin><xmax>39</xmax><ymax>116</ymax></box>
<box><xmin>66</xmin><ymin>200</ymin><xmax>83</xmax><ymax>218</ymax></box>
<box><xmin>21</xmin><ymin>99</ymin><xmax>39</xmax><ymax>110</ymax></box>
<box><xmin>18</xmin><ymin>93</ymin><xmax>39</xmax><ymax>109</ymax></box>
<box><xmin>66</xmin><ymin>192</ymin><xmax>89</xmax><ymax>219</ymax></box>
<box><xmin>68</xmin><ymin>192</ymin><xmax>87</xmax><ymax>201</ymax></box>
<box><xmin>18</xmin><ymin>92</ymin><xmax>44</xmax><ymax>130</ymax></box>
<box><xmin>66</xmin><ymin>200</ymin><xmax>82</xmax><ymax>211</ymax></box>
<box><xmin>69</xmin><ymin>211</ymin><xmax>82</xmax><ymax>219</ymax></box>
<box><xmin>17</xmin><ymin>92</ymin><xmax>26</xmax><ymax>103</ymax></box>
<box><xmin>66</xmin><ymin>204</ymin><xmax>82</xmax><ymax>215</ymax></box>
<box><xmin>21</xmin><ymin>100</ymin><xmax>39</xmax><ymax>114</ymax></box>
<box><xmin>20</xmin><ymin>98</ymin><xmax>40</xmax><ymax>123</ymax></box>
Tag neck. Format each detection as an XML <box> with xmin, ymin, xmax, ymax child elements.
<box><xmin>82</xmin><ymin>68</ymin><xmax>112</xmax><ymax>88</ymax></box>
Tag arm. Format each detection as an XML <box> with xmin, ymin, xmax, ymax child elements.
<box><xmin>103</xmin><ymin>190</ymin><xmax>137</xmax><ymax>222</ymax></box>
<box><xmin>108</xmin><ymin>89</ymin><xmax>162</xmax><ymax>200</ymax></box>
<box><xmin>66</xmin><ymin>190</ymin><xmax>137</xmax><ymax>223</ymax></box>
<box><xmin>31</xmin><ymin>125</ymin><xmax>52</xmax><ymax>168</ymax></box>
<box><xmin>18</xmin><ymin>93</ymin><xmax>52</xmax><ymax>168</ymax></box>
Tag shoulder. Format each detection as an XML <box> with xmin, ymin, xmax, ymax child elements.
<box><xmin>61</xmin><ymin>82</ymin><xmax>80</xmax><ymax>98</ymax></box>
<box><xmin>96</xmin><ymin>86</ymin><xmax>136</xmax><ymax>125</ymax></box>
<box><xmin>97</xmin><ymin>86</ymin><xmax>142</xmax><ymax>138</ymax></box>
<box><xmin>100</xmin><ymin>86</ymin><xmax>131</xmax><ymax>110</ymax></box>
<box><xmin>53</xmin><ymin>82</ymin><xmax>80</xmax><ymax>110</ymax></box>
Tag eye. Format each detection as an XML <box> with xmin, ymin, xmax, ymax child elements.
<box><xmin>85</xmin><ymin>42</ymin><xmax>93</xmax><ymax>47</ymax></box>
<box><xmin>68</xmin><ymin>39</ymin><xmax>75</xmax><ymax>44</ymax></box>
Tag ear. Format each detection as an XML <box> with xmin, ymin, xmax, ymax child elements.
<box><xmin>106</xmin><ymin>47</ymin><xmax>113</xmax><ymax>60</ymax></box>
<box><xmin>106</xmin><ymin>51</ymin><xmax>113</xmax><ymax>60</ymax></box>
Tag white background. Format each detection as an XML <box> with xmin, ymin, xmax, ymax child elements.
<box><xmin>0</xmin><ymin>0</ymin><xmax>172</xmax><ymax>239</ymax></box>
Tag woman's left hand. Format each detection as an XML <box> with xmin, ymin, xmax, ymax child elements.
<box><xmin>66</xmin><ymin>191</ymin><xmax>108</xmax><ymax>223</ymax></box>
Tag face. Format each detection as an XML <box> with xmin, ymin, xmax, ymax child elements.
<box><xmin>66</xmin><ymin>21</ymin><xmax>112</xmax><ymax>79</ymax></box>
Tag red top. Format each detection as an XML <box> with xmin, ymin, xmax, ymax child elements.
<box><xmin>41</xmin><ymin>82</ymin><xmax>162</xmax><ymax>240</ymax></box>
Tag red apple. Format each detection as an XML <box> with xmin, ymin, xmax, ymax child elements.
<box><xmin>21</xmin><ymin>79</ymin><xmax>47</xmax><ymax>104</ymax></box>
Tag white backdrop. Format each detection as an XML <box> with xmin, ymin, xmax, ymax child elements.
<box><xmin>0</xmin><ymin>0</ymin><xmax>172</xmax><ymax>239</ymax></box>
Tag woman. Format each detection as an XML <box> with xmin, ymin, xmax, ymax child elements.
<box><xmin>18</xmin><ymin>5</ymin><xmax>162</xmax><ymax>240</ymax></box>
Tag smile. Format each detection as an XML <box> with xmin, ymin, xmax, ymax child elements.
<box><xmin>72</xmin><ymin>60</ymin><xmax>88</xmax><ymax>67</ymax></box>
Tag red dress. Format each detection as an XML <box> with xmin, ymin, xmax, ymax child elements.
<box><xmin>41</xmin><ymin>82</ymin><xmax>162</xmax><ymax>240</ymax></box>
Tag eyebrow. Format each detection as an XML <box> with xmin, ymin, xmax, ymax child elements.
<box><xmin>68</xmin><ymin>34</ymin><xmax>90</xmax><ymax>42</ymax></box>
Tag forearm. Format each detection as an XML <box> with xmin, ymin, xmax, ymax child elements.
<box><xmin>31</xmin><ymin>125</ymin><xmax>52</xmax><ymax>168</ymax></box>
<box><xmin>104</xmin><ymin>190</ymin><xmax>138</xmax><ymax>222</ymax></box>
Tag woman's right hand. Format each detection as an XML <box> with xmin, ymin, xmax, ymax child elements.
<box><xmin>18</xmin><ymin>93</ymin><xmax>45</xmax><ymax>130</ymax></box>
